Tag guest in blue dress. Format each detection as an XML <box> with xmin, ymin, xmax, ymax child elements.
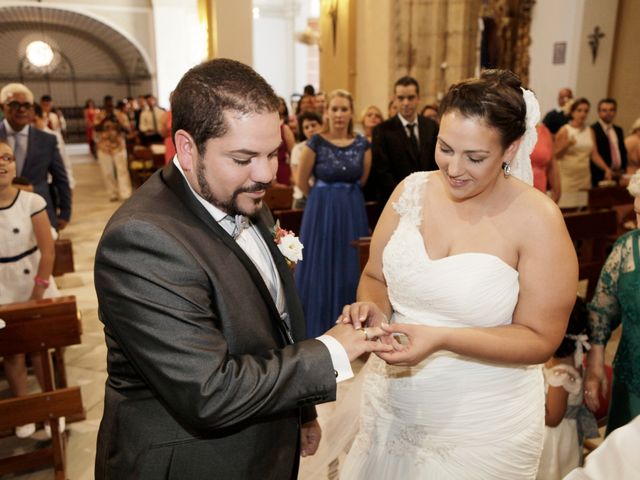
<box><xmin>295</xmin><ymin>89</ymin><xmax>371</xmax><ymax>338</ymax></box>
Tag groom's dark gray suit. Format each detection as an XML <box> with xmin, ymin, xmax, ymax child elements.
<box><xmin>94</xmin><ymin>161</ymin><xmax>336</xmax><ymax>479</ymax></box>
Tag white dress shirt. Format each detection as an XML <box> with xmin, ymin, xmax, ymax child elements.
<box><xmin>173</xmin><ymin>157</ymin><xmax>353</xmax><ymax>382</ymax></box>
<box><xmin>3</xmin><ymin>119</ymin><xmax>29</xmax><ymax>175</ymax></box>
<box><xmin>398</xmin><ymin>113</ymin><xmax>420</xmax><ymax>146</ymax></box>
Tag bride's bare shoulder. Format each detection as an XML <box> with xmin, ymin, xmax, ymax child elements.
<box><xmin>509</xmin><ymin>182</ymin><xmax>569</xmax><ymax>245</ymax></box>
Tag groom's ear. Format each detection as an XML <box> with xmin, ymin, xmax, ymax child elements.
<box><xmin>175</xmin><ymin>129</ymin><xmax>196</xmax><ymax>172</ymax></box>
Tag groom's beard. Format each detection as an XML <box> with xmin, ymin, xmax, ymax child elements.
<box><xmin>196</xmin><ymin>159</ymin><xmax>270</xmax><ymax>219</ymax></box>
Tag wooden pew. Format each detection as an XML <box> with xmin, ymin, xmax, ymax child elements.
<box><xmin>588</xmin><ymin>185</ymin><xmax>633</xmax><ymax>209</ymax></box>
<box><xmin>265</xmin><ymin>186</ymin><xmax>293</xmax><ymax>210</ymax></box>
<box><xmin>52</xmin><ymin>239</ymin><xmax>75</xmax><ymax>277</ymax></box>
<box><xmin>129</xmin><ymin>146</ymin><xmax>156</xmax><ymax>188</ymax></box>
<box><xmin>0</xmin><ymin>296</ymin><xmax>85</xmax><ymax>479</ymax></box>
<box><xmin>273</xmin><ymin>208</ymin><xmax>304</xmax><ymax>234</ymax></box>
<box><xmin>588</xmin><ymin>185</ymin><xmax>635</xmax><ymax>236</ymax></box>
<box><xmin>564</xmin><ymin>209</ymin><xmax>618</xmax><ymax>301</ymax></box>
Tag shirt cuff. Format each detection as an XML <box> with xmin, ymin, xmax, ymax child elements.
<box><xmin>316</xmin><ymin>335</ymin><xmax>354</xmax><ymax>383</ymax></box>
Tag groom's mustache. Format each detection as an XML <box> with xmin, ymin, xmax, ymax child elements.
<box><xmin>235</xmin><ymin>182</ymin><xmax>272</xmax><ymax>195</ymax></box>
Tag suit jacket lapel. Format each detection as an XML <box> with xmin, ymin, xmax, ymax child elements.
<box><xmin>160</xmin><ymin>162</ymin><xmax>290</xmax><ymax>343</ymax></box>
<box><xmin>254</xmin><ymin>218</ymin><xmax>307</xmax><ymax>341</ymax></box>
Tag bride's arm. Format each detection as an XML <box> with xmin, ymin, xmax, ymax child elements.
<box><xmin>339</xmin><ymin>182</ymin><xmax>405</xmax><ymax>328</ymax></box>
<box><xmin>379</xmin><ymin>194</ymin><xmax>578</xmax><ymax>366</ymax></box>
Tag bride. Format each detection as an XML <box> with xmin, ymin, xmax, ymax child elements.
<box><xmin>337</xmin><ymin>70</ymin><xmax>578</xmax><ymax>479</ymax></box>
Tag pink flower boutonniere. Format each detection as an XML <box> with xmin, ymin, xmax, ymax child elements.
<box><xmin>272</xmin><ymin>221</ymin><xmax>303</xmax><ymax>267</ymax></box>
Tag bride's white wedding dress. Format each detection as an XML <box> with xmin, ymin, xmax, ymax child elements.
<box><xmin>340</xmin><ymin>172</ymin><xmax>545</xmax><ymax>479</ymax></box>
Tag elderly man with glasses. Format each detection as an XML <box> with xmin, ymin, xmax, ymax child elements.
<box><xmin>0</xmin><ymin>83</ymin><xmax>71</xmax><ymax>230</ymax></box>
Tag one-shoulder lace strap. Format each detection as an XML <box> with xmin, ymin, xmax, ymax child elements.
<box><xmin>392</xmin><ymin>172</ymin><xmax>429</xmax><ymax>226</ymax></box>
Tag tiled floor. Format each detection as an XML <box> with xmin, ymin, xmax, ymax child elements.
<box><xmin>0</xmin><ymin>151</ymin><xmax>622</xmax><ymax>479</ymax></box>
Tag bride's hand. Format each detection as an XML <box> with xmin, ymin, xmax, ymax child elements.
<box><xmin>338</xmin><ymin>302</ymin><xmax>388</xmax><ymax>329</ymax></box>
<box><xmin>375</xmin><ymin>323</ymin><xmax>444</xmax><ymax>366</ymax></box>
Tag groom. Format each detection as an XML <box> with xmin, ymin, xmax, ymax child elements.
<box><xmin>94</xmin><ymin>58</ymin><xmax>389</xmax><ymax>479</ymax></box>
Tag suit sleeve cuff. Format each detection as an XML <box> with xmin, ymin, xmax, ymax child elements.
<box><xmin>316</xmin><ymin>335</ymin><xmax>354</xmax><ymax>383</ymax></box>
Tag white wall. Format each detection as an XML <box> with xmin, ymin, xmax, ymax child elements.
<box><xmin>151</xmin><ymin>0</ymin><xmax>204</xmax><ymax>108</ymax></box>
<box><xmin>253</xmin><ymin>11</ymin><xmax>293</xmax><ymax>99</ymax></box>
<box><xmin>253</xmin><ymin>0</ymin><xmax>316</xmax><ymax>108</ymax></box>
<box><xmin>529</xmin><ymin>0</ymin><xmax>582</xmax><ymax>116</ymax></box>
<box><xmin>529</xmin><ymin>0</ymin><xmax>619</xmax><ymax>123</ymax></box>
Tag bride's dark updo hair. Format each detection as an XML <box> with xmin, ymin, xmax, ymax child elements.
<box><xmin>438</xmin><ymin>69</ymin><xmax>526</xmax><ymax>150</ymax></box>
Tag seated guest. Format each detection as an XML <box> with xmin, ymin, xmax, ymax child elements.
<box><xmin>591</xmin><ymin>98</ymin><xmax>627</xmax><ymax>186</ymax></box>
<box><xmin>625</xmin><ymin>118</ymin><xmax>640</xmax><ymax>175</ymax></box>
<box><xmin>0</xmin><ymin>83</ymin><xmax>71</xmax><ymax>230</ymax></box>
<box><xmin>0</xmin><ymin>140</ymin><xmax>59</xmax><ymax>438</ymax></box>
<box><xmin>291</xmin><ymin>111</ymin><xmax>323</xmax><ymax>209</ymax></box>
<box><xmin>585</xmin><ymin>171</ymin><xmax>640</xmax><ymax>436</ymax></box>
<box><xmin>543</xmin><ymin>87</ymin><xmax>573</xmax><ymax>135</ymax></box>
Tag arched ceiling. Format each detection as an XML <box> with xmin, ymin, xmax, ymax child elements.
<box><xmin>0</xmin><ymin>5</ymin><xmax>150</xmax><ymax>83</ymax></box>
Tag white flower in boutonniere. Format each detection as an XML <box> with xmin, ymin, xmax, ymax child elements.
<box><xmin>272</xmin><ymin>221</ymin><xmax>303</xmax><ymax>267</ymax></box>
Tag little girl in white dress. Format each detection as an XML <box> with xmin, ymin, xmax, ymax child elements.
<box><xmin>537</xmin><ymin>297</ymin><xmax>599</xmax><ymax>480</ymax></box>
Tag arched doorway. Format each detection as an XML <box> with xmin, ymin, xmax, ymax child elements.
<box><xmin>0</xmin><ymin>4</ymin><xmax>152</xmax><ymax>141</ymax></box>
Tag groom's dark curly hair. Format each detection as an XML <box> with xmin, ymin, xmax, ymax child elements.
<box><xmin>171</xmin><ymin>58</ymin><xmax>280</xmax><ymax>155</ymax></box>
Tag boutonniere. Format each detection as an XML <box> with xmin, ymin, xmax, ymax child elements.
<box><xmin>272</xmin><ymin>221</ymin><xmax>303</xmax><ymax>267</ymax></box>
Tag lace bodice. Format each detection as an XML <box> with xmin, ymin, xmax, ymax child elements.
<box><xmin>306</xmin><ymin>134</ymin><xmax>369</xmax><ymax>183</ymax></box>
<box><xmin>383</xmin><ymin>172</ymin><xmax>520</xmax><ymax>328</ymax></box>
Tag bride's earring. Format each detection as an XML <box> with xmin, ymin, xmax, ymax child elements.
<box><xmin>502</xmin><ymin>162</ymin><xmax>511</xmax><ymax>178</ymax></box>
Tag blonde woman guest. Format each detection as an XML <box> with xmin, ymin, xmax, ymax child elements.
<box><xmin>360</xmin><ymin>105</ymin><xmax>384</xmax><ymax>142</ymax></box>
<box><xmin>555</xmin><ymin>98</ymin><xmax>609</xmax><ymax>208</ymax></box>
<box><xmin>625</xmin><ymin>118</ymin><xmax>640</xmax><ymax>175</ymax></box>
<box><xmin>295</xmin><ymin>89</ymin><xmax>372</xmax><ymax>338</ymax></box>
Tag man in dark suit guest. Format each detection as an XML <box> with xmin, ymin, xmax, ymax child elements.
<box><xmin>369</xmin><ymin>76</ymin><xmax>439</xmax><ymax>207</ymax></box>
<box><xmin>93</xmin><ymin>58</ymin><xmax>389</xmax><ymax>480</ymax></box>
<box><xmin>0</xmin><ymin>83</ymin><xmax>71</xmax><ymax>229</ymax></box>
<box><xmin>542</xmin><ymin>87</ymin><xmax>573</xmax><ymax>135</ymax></box>
<box><xmin>591</xmin><ymin>98</ymin><xmax>627</xmax><ymax>186</ymax></box>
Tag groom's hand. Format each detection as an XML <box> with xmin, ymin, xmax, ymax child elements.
<box><xmin>325</xmin><ymin>323</ymin><xmax>392</xmax><ymax>362</ymax></box>
<box><xmin>338</xmin><ymin>301</ymin><xmax>388</xmax><ymax>329</ymax></box>
<box><xmin>300</xmin><ymin>419</ymin><xmax>321</xmax><ymax>457</ymax></box>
